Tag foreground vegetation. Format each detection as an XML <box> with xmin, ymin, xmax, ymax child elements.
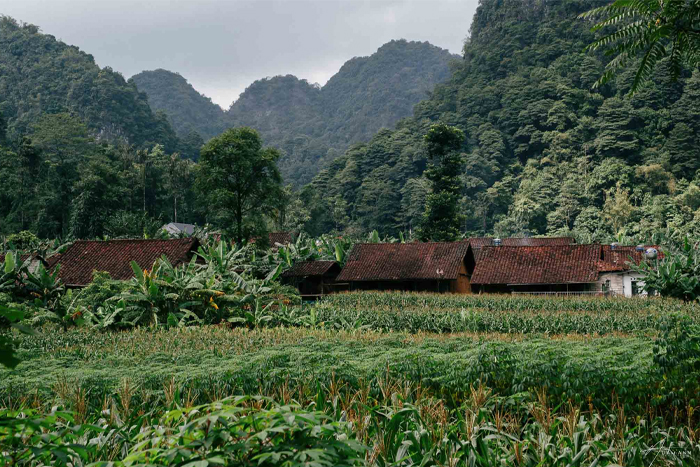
<box><xmin>2</xmin><ymin>319</ymin><xmax>700</xmax><ymax>465</ymax></box>
<box><xmin>2</xmin><ymin>284</ymin><xmax>700</xmax><ymax>465</ymax></box>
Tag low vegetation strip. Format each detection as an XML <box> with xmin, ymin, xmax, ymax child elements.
<box><xmin>312</xmin><ymin>302</ymin><xmax>691</xmax><ymax>334</ymax></box>
<box><xmin>0</xmin><ymin>327</ymin><xmax>663</xmax><ymax>414</ymax></box>
<box><xmin>310</xmin><ymin>292</ymin><xmax>700</xmax><ymax>334</ymax></box>
<box><xmin>321</xmin><ymin>291</ymin><xmax>699</xmax><ymax>314</ymax></box>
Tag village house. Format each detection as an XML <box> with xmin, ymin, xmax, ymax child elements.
<box><xmin>281</xmin><ymin>260</ymin><xmax>342</xmax><ymax>297</ymax></box>
<box><xmin>470</xmin><ymin>244</ymin><xmax>601</xmax><ymax>295</ymax></box>
<box><xmin>162</xmin><ymin>222</ymin><xmax>198</xmax><ymax>236</ymax></box>
<box><xmin>56</xmin><ymin>238</ymin><xmax>200</xmax><ymax>287</ymax></box>
<box><xmin>595</xmin><ymin>245</ymin><xmax>662</xmax><ymax>297</ymax></box>
<box><xmin>268</xmin><ymin>232</ymin><xmax>294</xmax><ymax>247</ymax></box>
<box><xmin>335</xmin><ymin>242</ymin><xmax>474</xmax><ymax>293</ymax></box>
<box><xmin>470</xmin><ymin>243</ymin><xmax>661</xmax><ymax>296</ymax></box>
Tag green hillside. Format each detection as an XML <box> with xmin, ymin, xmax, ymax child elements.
<box><xmin>301</xmin><ymin>0</ymin><xmax>700</xmax><ymax>242</ymax></box>
<box><xmin>134</xmin><ymin>40</ymin><xmax>457</xmax><ymax>186</ymax></box>
<box><xmin>131</xmin><ymin>69</ymin><xmax>227</xmax><ymax>141</ymax></box>
<box><xmin>0</xmin><ymin>17</ymin><xmax>178</xmax><ymax>151</ymax></box>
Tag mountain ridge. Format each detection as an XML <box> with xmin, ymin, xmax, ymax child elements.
<box><xmin>132</xmin><ymin>39</ymin><xmax>459</xmax><ymax>186</ymax></box>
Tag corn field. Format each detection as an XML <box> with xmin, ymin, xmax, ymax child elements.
<box><xmin>2</xmin><ymin>291</ymin><xmax>699</xmax><ymax>465</ymax></box>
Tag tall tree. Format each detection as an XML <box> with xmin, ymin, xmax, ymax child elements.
<box><xmin>197</xmin><ymin>128</ymin><xmax>282</xmax><ymax>244</ymax></box>
<box><xmin>420</xmin><ymin>124</ymin><xmax>465</xmax><ymax>241</ymax></box>
<box><xmin>30</xmin><ymin>113</ymin><xmax>93</xmax><ymax>237</ymax></box>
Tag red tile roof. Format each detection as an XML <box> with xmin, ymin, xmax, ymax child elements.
<box><xmin>269</xmin><ymin>232</ymin><xmax>293</xmax><ymax>246</ymax></box>
<box><xmin>282</xmin><ymin>260</ymin><xmax>340</xmax><ymax>278</ymax></box>
<box><xmin>599</xmin><ymin>245</ymin><xmax>663</xmax><ymax>272</ymax></box>
<box><xmin>336</xmin><ymin>242</ymin><xmax>470</xmax><ymax>282</ymax></box>
<box><xmin>56</xmin><ymin>238</ymin><xmax>199</xmax><ymax>286</ymax></box>
<box><xmin>466</xmin><ymin>237</ymin><xmax>575</xmax><ymax>248</ymax></box>
<box><xmin>471</xmin><ymin>244</ymin><xmax>602</xmax><ymax>285</ymax></box>
<box><xmin>465</xmin><ymin>237</ymin><xmax>576</xmax><ymax>261</ymax></box>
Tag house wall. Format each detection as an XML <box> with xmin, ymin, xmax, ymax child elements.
<box><xmin>595</xmin><ymin>272</ymin><xmax>647</xmax><ymax>297</ymax></box>
<box><xmin>455</xmin><ymin>260</ymin><xmax>472</xmax><ymax>294</ymax></box>
<box><xmin>350</xmin><ymin>280</ymin><xmax>457</xmax><ymax>293</ymax></box>
<box><xmin>474</xmin><ymin>283</ymin><xmax>593</xmax><ymax>295</ymax></box>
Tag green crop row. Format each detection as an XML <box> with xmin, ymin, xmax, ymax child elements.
<box><xmin>1</xmin><ymin>326</ymin><xmax>694</xmax><ymax>420</ymax></box>
<box><xmin>321</xmin><ymin>291</ymin><xmax>699</xmax><ymax>314</ymax></box>
<box><xmin>310</xmin><ymin>302</ymin><xmax>693</xmax><ymax>334</ymax></box>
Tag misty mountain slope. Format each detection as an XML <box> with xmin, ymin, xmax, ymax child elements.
<box><xmin>320</xmin><ymin>40</ymin><xmax>458</xmax><ymax>147</ymax></box>
<box><xmin>301</xmin><ymin>0</ymin><xmax>700</xmax><ymax>241</ymax></box>
<box><xmin>134</xmin><ymin>39</ymin><xmax>457</xmax><ymax>186</ymax></box>
<box><xmin>131</xmin><ymin>69</ymin><xmax>227</xmax><ymax>140</ymax></box>
<box><xmin>0</xmin><ymin>17</ymin><xmax>178</xmax><ymax>150</ymax></box>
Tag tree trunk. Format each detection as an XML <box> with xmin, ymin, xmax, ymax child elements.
<box><xmin>236</xmin><ymin>197</ymin><xmax>243</xmax><ymax>246</ymax></box>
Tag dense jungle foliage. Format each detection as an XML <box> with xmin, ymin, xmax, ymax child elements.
<box><xmin>300</xmin><ymin>0</ymin><xmax>700</xmax><ymax>242</ymax></box>
<box><xmin>134</xmin><ymin>40</ymin><xmax>457</xmax><ymax>186</ymax></box>
<box><xmin>131</xmin><ymin>69</ymin><xmax>227</xmax><ymax>142</ymax></box>
<box><xmin>0</xmin><ymin>17</ymin><xmax>179</xmax><ymax>152</ymax></box>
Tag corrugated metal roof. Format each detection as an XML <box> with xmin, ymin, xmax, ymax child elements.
<box><xmin>336</xmin><ymin>242</ymin><xmax>470</xmax><ymax>282</ymax></box>
<box><xmin>57</xmin><ymin>238</ymin><xmax>198</xmax><ymax>286</ymax></box>
<box><xmin>471</xmin><ymin>244</ymin><xmax>602</xmax><ymax>285</ymax></box>
<box><xmin>466</xmin><ymin>237</ymin><xmax>575</xmax><ymax>248</ymax></box>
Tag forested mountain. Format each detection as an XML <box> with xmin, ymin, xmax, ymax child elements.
<box><xmin>301</xmin><ymin>0</ymin><xmax>700</xmax><ymax>242</ymax></box>
<box><xmin>0</xmin><ymin>17</ymin><xmax>178</xmax><ymax>151</ymax></box>
<box><xmin>131</xmin><ymin>69</ymin><xmax>227</xmax><ymax>141</ymax></box>
<box><xmin>134</xmin><ymin>40</ymin><xmax>457</xmax><ymax>186</ymax></box>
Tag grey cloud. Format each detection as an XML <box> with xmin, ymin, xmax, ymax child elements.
<box><xmin>0</xmin><ymin>0</ymin><xmax>478</xmax><ymax>107</ymax></box>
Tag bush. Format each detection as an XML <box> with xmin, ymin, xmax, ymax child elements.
<box><xmin>4</xmin><ymin>231</ymin><xmax>39</xmax><ymax>250</ymax></box>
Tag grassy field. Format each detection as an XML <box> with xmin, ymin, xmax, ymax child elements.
<box><xmin>2</xmin><ymin>292</ymin><xmax>700</xmax><ymax>465</ymax></box>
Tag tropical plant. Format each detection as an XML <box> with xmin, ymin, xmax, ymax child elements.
<box><xmin>633</xmin><ymin>237</ymin><xmax>700</xmax><ymax>301</ymax></box>
<box><xmin>582</xmin><ymin>0</ymin><xmax>700</xmax><ymax>93</ymax></box>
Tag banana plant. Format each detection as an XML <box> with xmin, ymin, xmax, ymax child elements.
<box><xmin>196</xmin><ymin>240</ymin><xmax>250</xmax><ymax>278</ymax></box>
<box><xmin>0</xmin><ymin>251</ymin><xmax>24</xmax><ymax>295</ymax></box>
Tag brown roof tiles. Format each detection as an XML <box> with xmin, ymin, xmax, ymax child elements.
<box><xmin>336</xmin><ymin>242</ymin><xmax>470</xmax><ymax>282</ymax></box>
<box><xmin>269</xmin><ymin>232</ymin><xmax>293</xmax><ymax>246</ymax></box>
<box><xmin>56</xmin><ymin>238</ymin><xmax>199</xmax><ymax>286</ymax></box>
<box><xmin>471</xmin><ymin>244</ymin><xmax>602</xmax><ymax>285</ymax></box>
<box><xmin>600</xmin><ymin>245</ymin><xmax>663</xmax><ymax>271</ymax></box>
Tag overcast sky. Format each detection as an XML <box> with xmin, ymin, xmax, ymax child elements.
<box><xmin>1</xmin><ymin>0</ymin><xmax>478</xmax><ymax>108</ymax></box>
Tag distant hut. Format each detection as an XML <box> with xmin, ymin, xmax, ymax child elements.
<box><xmin>281</xmin><ymin>260</ymin><xmax>341</xmax><ymax>298</ymax></box>
<box><xmin>162</xmin><ymin>222</ymin><xmax>198</xmax><ymax>236</ymax></box>
<box><xmin>595</xmin><ymin>244</ymin><xmax>663</xmax><ymax>297</ymax></box>
<box><xmin>336</xmin><ymin>242</ymin><xmax>474</xmax><ymax>294</ymax></box>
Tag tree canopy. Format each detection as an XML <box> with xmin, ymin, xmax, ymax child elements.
<box><xmin>197</xmin><ymin>127</ymin><xmax>283</xmax><ymax>245</ymax></box>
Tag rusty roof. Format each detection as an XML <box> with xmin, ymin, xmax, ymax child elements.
<box><xmin>466</xmin><ymin>237</ymin><xmax>576</xmax><ymax>248</ymax></box>
<box><xmin>269</xmin><ymin>232</ymin><xmax>293</xmax><ymax>246</ymax></box>
<box><xmin>599</xmin><ymin>245</ymin><xmax>663</xmax><ymax>272</ymax></box>
<box><xmin>336</xmin><ymin>242</ymin><xmax>470</xmax><ymax>282</ymax></box>
<box><xmin>471</xmin><ymin>244</ymin><xmax>602</xmax><ymax>285</ymax></box>
<box><xmin>281</xmin><ymin>260</ymin><xmax>340</xmax><ymax>278</ymax></box>
<box><xmin>56</xmin><ymin>238</ymin><xmax>199</xmax><ymax>286</ymax></box>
